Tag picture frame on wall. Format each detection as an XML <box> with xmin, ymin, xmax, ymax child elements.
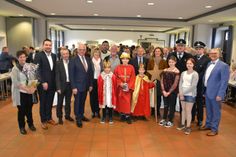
<box><xmin>138</xmin><ymin>38</ymin><xmax>165</xmax><ymax>49</ymax></box>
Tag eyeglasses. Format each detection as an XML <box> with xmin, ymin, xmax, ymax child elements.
<box><xmin>78</xmin><ymin>49</ymin><xmax>86</xmax><ymax>51</ymax></box>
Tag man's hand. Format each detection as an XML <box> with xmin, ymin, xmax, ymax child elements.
<box><xmin>89</xmin><ymin>86</ymin><xmax>93</xmax><ymax>92</ymax></box>
<box><xmin>42</xmin><ymin>83</ymin><xmax>48</xmax><ymax>91</ymax></box>
<box><xmin>216</xmin><ymin>96</ymin><xmax>222</xmax><ymax>102</ymax></box>
<box><xmin>72</xmin><ymin>88</ymin><xmax>78</xmax><ymax>95</ymax></box>
<box><xmin>57</xmin><ymin>90</ymin><xmax>61</xmax><ymax>94</ymax></box>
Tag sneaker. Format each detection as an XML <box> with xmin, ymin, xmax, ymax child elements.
<box><xmin>109</xmin><ymin>119</ymin><xmax>113</xmax><ymax>124</ymax></box>
<box><xmin>184</xmin><ymin>127</ymin><xmax>191</xmax><ymax>135</ymax></box>
<box><xmin>100</xmin><ymin>117</ymin><xmax>105</xmax><ymax>124</ymax></box>
<box><xmin>159</xmin><ymin>119</ymin><xmax>166</xmax><ymax>126</ymax></box>
<box><xmin>165</xmin><ymin>121</ymin><xmax>173</xmax><ymax>128</ymax></box>
<box><xmin>177</xmin><ymin>125</ymin><xmax>185</xmax><ymax>131</ymax></box>
<box><xmin>126</xmin><ymin>117</ymin><xmax>132</xmax><ymax>124</ymax></box>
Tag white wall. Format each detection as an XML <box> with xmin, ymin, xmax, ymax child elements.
<box><xmin>231</xmin><ymin>22</ymin><xmax>236</xmax><ymax>64</ymax></box>
<box><xmin>64</xmin><ymin>30</ymin><xmax>169</xmax><ymax>49</ymax></box>
<box><xmin>193</xmin><ymin>24</ymin><xmax>213</xmax><ymax>48</ymax></box>
<box><xmin>0</xmin><ymin>16</ymin><xmax>7</xmax><ymax>50</ymax></box>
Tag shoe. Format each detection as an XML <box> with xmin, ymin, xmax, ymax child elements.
<box><xmin>159</xmin><ymin>119</ymin><xmax>166</xmax><ymax>126</ymax></box>
<box><xmin>58</xmin><ymin>118</ymin><xmax>63</xmax><ymax>125</ymax></box>
<box><xmin>126</xmin><ymin>117</ymin><xmax>132</xmax><ymax>124</ymax></box>
<box><xmin>41</xmin><ymin>123</ymin><xmax>48</xmax><ymax>130</ymax></box>
<box><xmin>207</xmin><ymin>131</ymin><xmax>218</xmax><ymax>136</ymax></box>
<box><xmin>20</xmin><ymin>128</ymin><xmax>27</xmax><ymax>135</ymax></box>
<box><xmin>141</xmin><ymin>116</ymin><xmax>148</xmax><ymax>121</ymax></box>
<box><xmin>109</xmin><ymin>117</ymin><xmax>113</xmax><ymax>124</ymax></box>
<box><xmin>177</xmin><ymin>125</ymin><xmax>185</xmax><ymax>131</ymax></box>
<box><xmin>65</xmin><ymin>116</ymin><xmax>74</xmax><ymax>122</ymax></box>
<box><xmin>29</xmin><ymin>125</ymin><xmax>36</xmax><ymax>131</ymax></box>
<box><xmin>100</xmin><ymin>117</ymin><xmax>105</xmax><ymax>124</ymax></box>
<box><xmin>47</xmin><ymin>119</ymin><xmax>57</xmax><ymax>125</ymax></box>
<box><xmin>76</xmin><ymin>121</ymin><xmax>83</xmax><ymax>128</ymax></box>
<box><xmin>197</xmin><ymin>121</ymin><xmax>203</xmax><ymax>127</ymax></box>
<box><xmin>165</xmin><ymin>121</ymin><xmax>173</xmax><ymax>128</ymax></box>
<box><xmin>120</xmin><ymin>115</ymin><xmax>126</xmax><ymax>122</ymax></box>
<box><xmin>82</xmin><ymin>116</ymin><xmax>90</xmax><ymax>122</ymax></box>
<box><xmin>200</xmin><ymin>126</ymin><xmax>211</xmax><ymax>131</ymax></box>
<box><xmin>91</xmin><ymin>113</ymin><xmax>95</xmax><ymax>118</ymax></box>
<box><xmin>184</xmin><ymin>127</ymin><xmax>191</xmax><ymax>135</ymax></box>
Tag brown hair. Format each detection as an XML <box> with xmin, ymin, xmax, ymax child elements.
<box><xmin>187</xmin><ymin>58</ymin><xmax>195</xmax><ymax>65</ymax></box>
<box><xmin>152</xmin><ymin>47</ymin><xmax>163</xmax><ymax>57</ymax></box>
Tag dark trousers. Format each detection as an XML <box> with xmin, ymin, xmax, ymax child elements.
<box><xmin>89</xmin><ymin>79</ymin><xmax>99</xmax><ymax>114</ymax></box>
<box><xmin>17</xmin><ymin>92</ymin><xmax>33</xmax><ymax>129</ymax></box>
<box><xmin>102</xmin><ymin>107</ymin><xmax>113</xmax><ymax>119</ymax></box>
<box><xmin>163</xmin><ymin>92</ymin><xmax>177</xmax><ymax>122</ymax></box>
<box><xmin>38</xmin><ymin>88</ymin><xmax>55</xmax><ymax>123</ymax></box>
<box><xmin>192</xmin><ymin>94</ymin><xmax>204</xmax><ymax>122</ymax></box>
<box><xmin>74</xmin><ymin>90</ymin><xmax>87</xmax><ymax>121</ymax></box>
<box><xmin>156</xmin><ymin>80</ymin><xmax>162</xmax><ymax>116</ymax></box>
<box><xmin>56</xmin><ymin>83</ymin><xmax>72</xmax><ymax>119</ymax></box>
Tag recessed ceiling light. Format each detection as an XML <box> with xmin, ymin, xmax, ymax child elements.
<box><xmin>147</xmin><ymin>2</ymin><xmax>154</xmax><ymax>6</ymax></box>
<box><xmin>178</xmin><ymin>17</ymin><xmax>183</xmax><ymax>19</ymax></box>
<box><xmin>137</xmin><ymin>15</ymin><xmax>141</xmax><ymax>17</ymax></box>
<box><xmin>50</xmin><ymin>13</ymin><xmax>56</xmax><ymax>15</ymax></box>
<box><xmin>93</xmin><ymin>13</ymin><xmax>99</xmax><ymax>16</ymax></box>
<box><xmin>18</xmin><ymin>14</ymin><xmax>24</xmax><ymax>16</ymax></box>
<box><xmin>87</xmin><ymin>0</ymin><xmax>93</xmax><ymax>3</ymax></box>
<box><xmin>25</xmin><ymin>0</ymin><xmax>32</xmax><ymax>2</ymax></box>
<box><xmin>205</xmin><ymin>5</ymin><xmax>212</xmax><ymax>9</ymax></box>
<box><xmin>208</xmin><ymin>19</ymin><xmax>214</xmax><ymax>22</ymax></box>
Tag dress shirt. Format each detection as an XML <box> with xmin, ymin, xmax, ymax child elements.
<box><xmin>63</xmin><ymin>59</ymin><xmax>69</xmax><ymax>82</ymax></box>
<box><xmin>78</xmin><ymin>55</ymin><xmax>88</xmax><ymax>71</ymax></box>
<box><xmin>44</xmin><ymin>51</ymin><xmax>53</xmax><ymax>70</ymax></box>
<box><xmin>204</xmin><ymin>59</ymin><xmax>219</xmax><ymax>87</ymax></box>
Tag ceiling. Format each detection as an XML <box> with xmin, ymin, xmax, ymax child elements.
<box><xmin>0</xmin><ymin>0</ymin><xmax>236</xmax><ymax>32</ymax></box>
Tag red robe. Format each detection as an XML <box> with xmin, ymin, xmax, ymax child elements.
<box><xmin>132</xmin><ymin>75</ymin><xmax>155</xmax><ymax>117</ymax></box>
<box><xmin>97</xmin><ymin>72</ymin><xmax>117</xmax><ymax>108</ymax></box>
<box><xmin>114</xmin><ymin>64</ymin><xmax>135</xmax><ymax>114</ymax></box>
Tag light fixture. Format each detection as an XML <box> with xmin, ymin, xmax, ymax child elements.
<box><xmin>93</xmin><ymin>13</ymin><xmax>99</xmax><ymax>16</ymax></box>
<box><xmin>147</xmin><ymin>2</ymin><xmax>154</xmax><ymax>6</ymax></box>
<box><xmin>50</xmin><ymin>13</ymin><xmax>56</xmax><ymax>15</ymax></box>
<box><xmin>137</xmin><ymin>15</ymin><xmax>141</xmax><ymax>18</ymax></box>
<box><xmin>205</xmin><ymin>5</ymin><xmax>212</xmax><ymax>9</ymax></box>
<box><xmin>208</xmin><ymin>19</ymin><xmax>214</xmax><ymax>22</ymax></box>
<box><xmin>18</xmin><ymin>14</ymin><xmax>24</xmax><ymax>16</ymax></box>
<box><xmin>178</xmin><ymin>17</ymin><xmax>183</xmax><ymax>19</ymax></box>
<box><xmin>87</xmin><ymin>0</ymin><xmax>93</xmax><ymax>3</ymax></box>
<box><xmin>25</xmin><ymin>0</ymin><xmax>32</xmax><ymax>2</ymax></box>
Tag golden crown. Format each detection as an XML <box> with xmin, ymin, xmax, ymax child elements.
<box><xmin>103</xmin><ymin>60</ymin><xmax>111</xmax><ymax>68</ymax></box>
<box><xmin>120</xmin><ymin>52</ymin><xmax>130</xmax><ymax>59</ymax></box>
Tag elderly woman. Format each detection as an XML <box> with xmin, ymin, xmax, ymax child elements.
<box><xmin>90</xmin><ymin>47</ymin><xmax>103</xmax><ymax>118</ymax></box>
<box><xmin>11</xmin><ymin>50</ymin><xmax>36</xmax><ymax>135</ymax></box>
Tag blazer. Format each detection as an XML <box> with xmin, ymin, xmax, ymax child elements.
<box><xmin>168</xmin><ymin>52</ymin><xmax>193</xmax><ymax>73</ymax></box>
<box><xmin>203</xmin><ymin>60</ymin><xmax>230</xmax><ymax>99</ymax></box>
<box><xmin>129</xmin><ymin>56</ymin><xmax>148</xmax><ymax>75</ymax></box>
<box><xmin>69</xmin><ymin>55</ymin><xmax>93</xmax><ymax>92</ymax></box>
<box><xmin>26</xmin><ymin>52</ymin><xmax>35</xmax><ymax>63</ymax></box>
<box><xmin>34</xmin><ymin>51</ymin><xmax>57</xmax><ymax>90</ymax></box>
<box><xmin>55</xmin><ymin>59</ymin><xmax>71</xmax><ymax>92</ymax></box>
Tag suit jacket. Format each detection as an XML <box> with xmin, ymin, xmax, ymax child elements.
<box><xmin>203</xmin><ymin>60</ymin><xmax>229</xmax><ymax>99</ymax></box>
<box><xmin>194</xmin><ymin>55</ymin><xmax>211</xmax><ymax>93</ymax></box>
<box><xmin>167</xmin><ymin>52</ymin><xmax>193</xmax><ymax>73</ymax></box>
<box><xmin>0</xmin><ymin>53</ymin><xmax>15</xmax><ymax>71</ymax></box>
<box><xmin>26</xmin><ymin>52</ymin><xmax>35</xmax><ymax>63</ymax></box>
<box><xmin>34</xmin><ymin>51</ymin><xmax>57</xmax><ymax>90</ymax></box>
<box><xmin>55</xmin><ymin>59</ymin><xmax>71</xmax><ymax>92</ymax></box>
<box><xmin>129</xmin><ymin>56</ymin><xmax>148</xmax><ymax>75</ymax></box>
<box><xmin>69</xmin><ymin>55</ymin><xmax>93</xmax><ymax>92</ymax></box>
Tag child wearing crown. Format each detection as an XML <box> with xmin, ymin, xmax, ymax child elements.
<box><xmin>131</xmin><ymin>64</ymin><xmax>155</xmax><ymax>120</ymax></box>
<box><xmin>97</xmin><ymin>61</ymin><xmax>117</xmax><ymax>124</ymax></box>
<box><xmin>114</xmin><ymin>52</ymin><xmax>135</xmax><ymax>124</ymax></box>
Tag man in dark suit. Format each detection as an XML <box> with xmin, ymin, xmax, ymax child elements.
<box><xmin>34</xmin><ymin>39</ymin><xmax>57</xmax><ymax>130</ymax></box>
<box><xmin>55</xmin><ymin>48</ymin><xmax>74</xmax><ymax>125</ymax></box>
<box><xmin>192</xmin><ymin>41</ymin><xmax>210</xmax><ymax>127</ymax></box>
<box><xmin>201</xmin><ymin>48</ymin><xmax>229</xmax><ymax>136</ymax></box>
<box><xmin>167</xmin><ymin>39</ymin><xmax>193</xmax><ymax>73</ymax></box>
<box><xmin>26</xmin><ymin>46</ymin><xmax>36</xmax><ymax>63</ymax></box>
<box><xmin>129</xmin><ymin>47</ymin><xmax>148</xmax><ymax>75</ymax></box>
<box><xmin>69</xmin><ymin>43</ymin><xmax>93</xmax><ymax>128</ymax></box>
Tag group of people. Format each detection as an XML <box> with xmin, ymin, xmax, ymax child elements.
<box><xmin>9</xmin><ymin>38</ymin><xmax>231</xmax><ymax>137</ymax></box>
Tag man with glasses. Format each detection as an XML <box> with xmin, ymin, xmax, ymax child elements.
<box><xmin>69</xmin><ymin>43</ymin><xmax>93</xmax><ymax>128</ymax></box>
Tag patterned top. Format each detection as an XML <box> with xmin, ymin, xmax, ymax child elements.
<box><xmin>161</xmin><ymin>71</ymin><xmax>180</xmax><ymax>94</ymax></box>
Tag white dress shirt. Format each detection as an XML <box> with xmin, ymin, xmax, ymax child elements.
<box><xmin>63</xmin><ymin>60</ymin><xmax>69</xmax><ymax>82</ymax></box>
<box><xmin>45</xmin><ymin>52</ymin><xmax>53</xmax><ymax>70</ymax></box>
<box><xmin>204</xmin><ymin>59</ymin><xmax>219</xmax><ymax>87</ymax></box>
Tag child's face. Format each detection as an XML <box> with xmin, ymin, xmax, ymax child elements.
<box><xmin>168</xmin><ymin>59</ymin><xmax>176</xmax><ymax>67</ymax></box>
<box><xmin>104</xmin><ymin>67</ymin><xmax>111</xmax><ymax>74</ymax></box>
<box><xmin>138</xmin><ymin>68</ymin><xmax>145</xmax><ymax>75</ymax></box>
<box><xmin>186</xmin><ymin>60</ymin><xmax>194</xmax><ymax>70</ymax></box>
<box><xmin>122</xmin><ymin>58</ymin><xmax>129</xmax><ymax>65</ymax></box>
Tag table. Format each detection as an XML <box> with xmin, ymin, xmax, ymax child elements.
<box><xmin>0</xmin><ymin>72</ymin><xmax>11</xmax><ymax>100</ymax></box>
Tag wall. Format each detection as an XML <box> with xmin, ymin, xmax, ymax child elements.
<box><xmin>193</xmin><ymin>24</ymin><xmax>213</xmax><ymax>48</ymax></box>
<box><xmin>6</xmin><ymin>17</ymin><xmax>33</xmax><ymax>55</ymax></box>
<box><xmin>231</xmin><ymin>22</ymin><xmax>236</xmax><ymax>64</ymax></box>
<box><xmin>64</xmin><ymin>30</ymin><xmax>169</xmax><ymax>49</ymax></box>
<box><xmin>0</xmin><ymin>16</ymin><xmax>7</xmax><ymax>50</ymax></box>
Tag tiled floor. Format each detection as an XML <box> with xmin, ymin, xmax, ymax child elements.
<box><xmin>0</xmin><ymin>97</ymin><xmax>236</xmax><ymax>157</ymax></box>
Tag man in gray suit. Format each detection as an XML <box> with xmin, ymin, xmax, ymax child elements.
<box><xmin>55</xmin><ymin>48</ymin><xmax>74</xmax><ymax>125</ymax></box>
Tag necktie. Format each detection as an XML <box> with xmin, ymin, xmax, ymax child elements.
<box><xmin>139</xmin><ymin>57</ymin><xmax>142</xmax><ymax>65</ymax></box>
<box><xmin>178</xmin><ymin>53</ymin><xmax>182</xmax><ymax>59</ymax></box>
<box><xmin>211</xmin><ymin>61</ymin><xmax>215</xmax><ymax>64</ymax></box>
<box><xmin>81</xmin><ymin>56</ymin><xmax>87</xmax><ymax>71</ymax></box>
